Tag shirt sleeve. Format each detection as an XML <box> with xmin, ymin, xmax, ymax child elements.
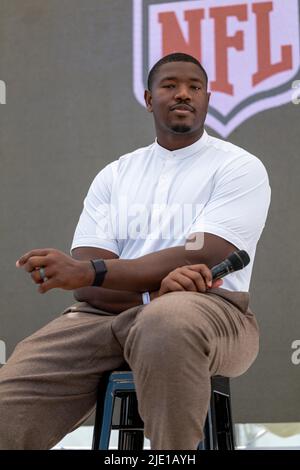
<box><xmin>70</xmin><ymin>162</ymin><xmax>119</xmax><ymax>256</ymax></box>
<box><xmin>187</xmin><ymin>154</ymin><xmax>271</xmax><ymax>252</ymax></box>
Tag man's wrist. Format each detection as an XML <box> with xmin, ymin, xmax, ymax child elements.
<box><xmin>90</xmin><ymin>259</ymin><xmax>108</xmax><ymax>286</ymax></box>
<box><xmin>80</xmin><ymin>260</ymin><xmax>96</xmax><ymax>287</ymax></box>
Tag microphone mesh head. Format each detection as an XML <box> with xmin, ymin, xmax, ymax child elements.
<box><xmin>228</xmin><ymin>250</ymin><xmax>250</xmax><ymax>271</ymax></box>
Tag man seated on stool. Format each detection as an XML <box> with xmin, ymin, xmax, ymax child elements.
<box><xmin>0</xmin><ymin>53</ymin><xmax>271</xmax><ymax>450</ymax></box>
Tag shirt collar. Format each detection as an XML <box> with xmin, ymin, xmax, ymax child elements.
<box><xmin>154</xmin><ymin>130</ymin><xmax>209</xmax><ymax>161</ymax></box>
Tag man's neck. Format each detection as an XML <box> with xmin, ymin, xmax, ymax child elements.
<box><xmin>156</xmin><ymin>129</ymin><xmax>204</xmax><ymax>151</ymax></box>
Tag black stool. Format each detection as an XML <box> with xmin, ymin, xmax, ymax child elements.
<box><xmin>92</xmin><ymin>371</ymin><xmax>235</xmax><ymax>450</ymax></box>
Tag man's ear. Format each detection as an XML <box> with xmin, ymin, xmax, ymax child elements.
<box><xmin>144</xmin><ymin>90</ymin><xmax>153</xmax><ymax>113</ymax></box>
<box><xmin>204</xmin><ymin>91</ymin><xmax>211</xmax><ymax>115</ymax></box>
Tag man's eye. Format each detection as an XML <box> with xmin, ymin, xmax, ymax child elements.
<box><xmin>191</xmin><ymin>86</ymin><xmax>201</xmax><ymax>90</ymax></box>
<box><xmin>163</xmin><ymin>85</ymin><xmax>175</xmax><ymax>88</ymax></box>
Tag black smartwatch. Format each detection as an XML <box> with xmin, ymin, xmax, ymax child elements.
<box><xmin>90</xmin><ymin>259</ymin><xmax>108</xmax><ymax>287</ymax></box>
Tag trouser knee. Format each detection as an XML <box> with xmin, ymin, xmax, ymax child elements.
<box><xmin>124</xmin><ymin>294</ymin><xmax>210</xmax><ymax>370</ymax></box>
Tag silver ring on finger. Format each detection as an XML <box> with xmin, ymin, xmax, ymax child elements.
<box><xmin>39</xmin><ymin>267</ymin><xmax>48</xmax><ymax>283</ymax></box>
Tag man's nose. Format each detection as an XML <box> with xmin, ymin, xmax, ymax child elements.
<box><xmin>174</xmin><ymin>85</ymin><xmax>191</xmax><ymax>101</ymax></box>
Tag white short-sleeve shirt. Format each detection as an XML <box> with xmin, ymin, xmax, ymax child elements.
<box><xmin>71</xmin><ymin>130</ymin><xmax>271</xmax><ymax>292</ymax></box>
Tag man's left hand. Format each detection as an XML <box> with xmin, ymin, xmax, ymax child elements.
<box><xmin>16</xmin><ymin>248</ymin><xmax>95</xmax><ymax>294</ymax></box>
<box><xmin>158</xmin><ymin>264</ymin><xmax>223</xmax><ymax>296</ymax></box>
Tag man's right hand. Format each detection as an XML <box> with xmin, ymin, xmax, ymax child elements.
<box><xmin>157</xmin><ymin>264</ymin><xmax>223</xmax><ymax>297</ymax></box>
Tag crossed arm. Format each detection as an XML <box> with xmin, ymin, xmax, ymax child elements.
<box><xmin>16</xmin><ymin>233</ymin><xmax>236</xmax><ymax>313</ymax></box>
<box><xmin>72</xmin><ymin>246</ymin><xmax>146</xmax><ymax>313</ymax></box>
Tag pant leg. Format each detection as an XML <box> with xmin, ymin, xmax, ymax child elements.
<box><xmin>0</xmin><ymin>303</ymin><xmax>141</xmax><ymax>450</ymax></box>
<box><xmin>112</xmin><ymin>288</ymin><xmax>259</xmax><ymax>450</ymax></box>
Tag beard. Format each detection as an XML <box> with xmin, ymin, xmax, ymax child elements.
<box><xmin>170</xmin><ymin>124</ymin><xmax>191</xmax><ymax>133</ymax></box>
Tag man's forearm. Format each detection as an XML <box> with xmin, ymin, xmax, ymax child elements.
<box><xmin>93</xmin><ymin>234</ymin><xmax>234</xmax><ymax>292</ymax></box>
<box><xmin>74</xmin><ymin>286</ymin><xmax>143</xmax><ymax>314</ymax></box>
<box><xmin>100</xmin><ymin>245</ymin><xmax>197</xmax><ymax>292</ymax></box>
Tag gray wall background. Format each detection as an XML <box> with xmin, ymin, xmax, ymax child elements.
<box><xmin>0</xmin><ymin>0</ymin><xmax>299</xmax><ymax>423</ymax></box>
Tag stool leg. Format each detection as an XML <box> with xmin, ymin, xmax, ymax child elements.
<box><xmin>198</xmin><ymin>377</ymin><xmax>235</xmax><ymax>450</ymax></box>
<box><xmin>118</xmin><ymin>430</ymin><xmax>144</xmax><ymax>450</ymax></box>
<box><xmin>197</xmin><ymin>412</ymin><xmax>212</xmax><ymax>450</ymax></box>
<box><xmin>214</xmin><ymin>393</ymin><xmax>235</xmax><ymax>450</ymax></box>
<box><xmin>226</xmin><ymin>395</ymin><xmax>235</xmax><ymax>450</ymax></box>
<box><xmin>118</xmin><ymin>393</ymin><xmax>144</xmax><ymax>450</ymax></box>
<box><xmin>92</xmin><ymin>375</ymin><xmax>114</xmax><ymax>450</ymax></box>
<box><xmin>209</xmin><ymin>392</ymin><xmax>235</xmax><ymax>450</ymax></box>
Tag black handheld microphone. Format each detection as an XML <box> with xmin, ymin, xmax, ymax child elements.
<box><xmin>211</xmin><ymin>250</ymin><xmax>250</xmax><ymax>280</ymax></box>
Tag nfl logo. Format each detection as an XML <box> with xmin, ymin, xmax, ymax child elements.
<box><xmin>133</xmin><ymin>0</ymin><xmax>300</xmax><ymax>137</ymax></box>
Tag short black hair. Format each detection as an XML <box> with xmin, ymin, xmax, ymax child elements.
<box><xmin>147</xmin><ymin>52</ymin><xmax>208</xmax><ymax>91</ymax></box>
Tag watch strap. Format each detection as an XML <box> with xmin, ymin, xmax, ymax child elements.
<box><xmin>90</xmin><ymin>259</ymin><xmax>108</xmax><ymax>287</ymax></box>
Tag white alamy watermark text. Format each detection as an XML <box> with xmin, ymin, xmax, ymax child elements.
<box><xmin>94</xmin><ymin>199</ymin><xmax>206</xmax><ymax>250</ymax></box>
<box><xmin>0</xmin><ymin>80</ymin><xmax>6</xmax><ymax>104</ymax></box>
<box><xmin>291</xmin><ymin>80</ymin><xmax>300</xmax><ymax>105</ymax></box>
<box><xmin>0</xmin><ymin>340</ymin><xmax>6</xmax><ymax>365</ymax></box>
<box><xmin>291</xmin><ymin>340</ymin><xmax>300</xmax><ymax>365</ymax></box>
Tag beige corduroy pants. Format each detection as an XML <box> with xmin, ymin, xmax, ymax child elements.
<box><xmin>0</xmin><ymin>287</ymin><xmax>259</xmax><ymax>450</ymax></box>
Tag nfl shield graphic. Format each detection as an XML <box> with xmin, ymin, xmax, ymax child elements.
<box><xmin>133</xmin><ymin>0</ymin><xmax>300</xmax><ymax>137</ymax></box>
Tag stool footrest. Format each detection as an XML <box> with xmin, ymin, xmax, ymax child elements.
<box><xmin>111</xmin><ymin>426</ymin><xmax>145</xmax><ymax>431</ymax></box>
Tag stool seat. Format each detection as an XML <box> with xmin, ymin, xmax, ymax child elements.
<box><xmin>92</xmin><ymin>371</ymin><xmax>235</xmax><ymax>450</ymax></box>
